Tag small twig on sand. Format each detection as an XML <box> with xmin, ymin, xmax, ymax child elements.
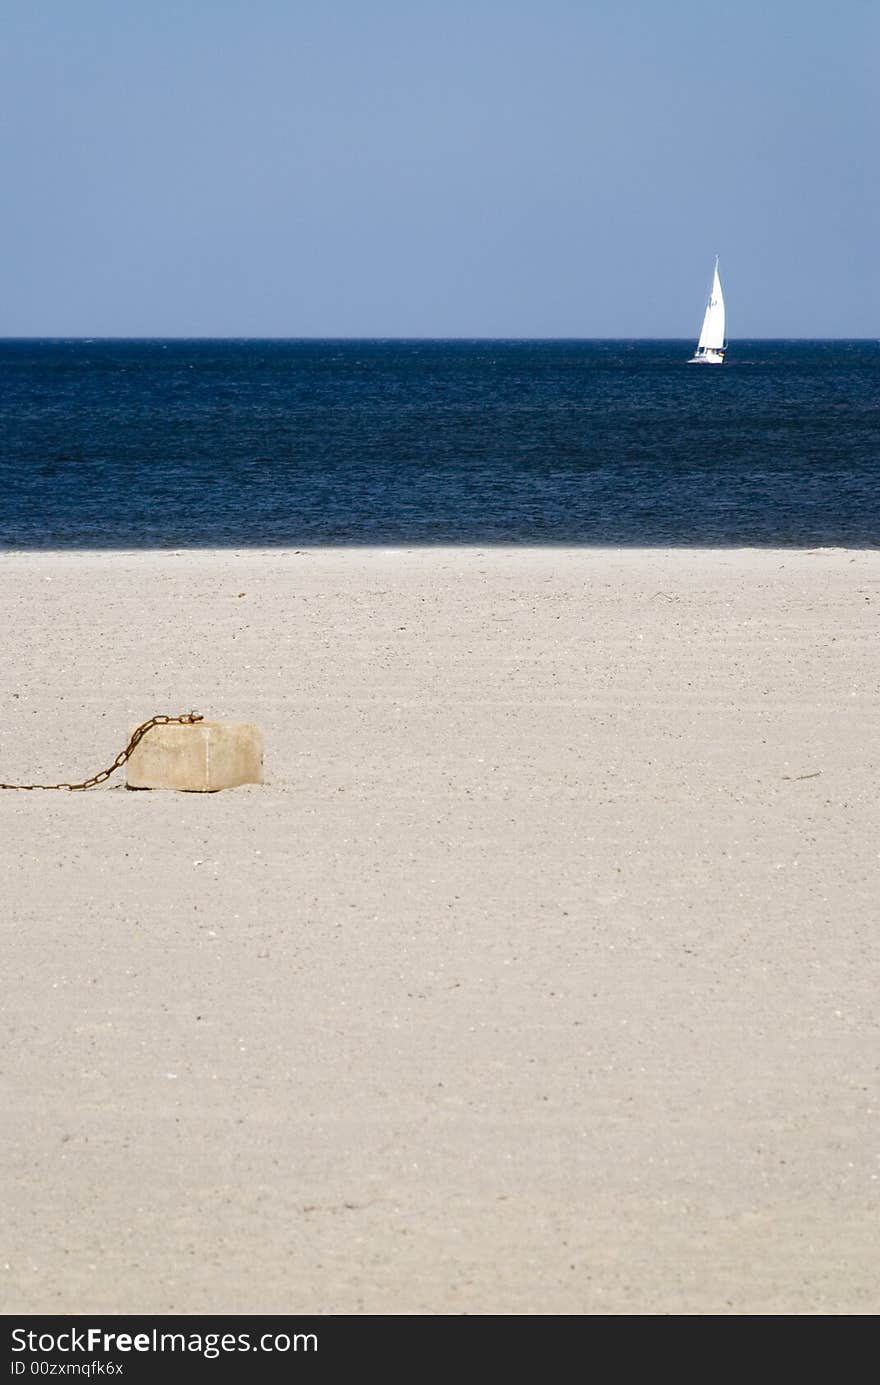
<box><xmin>781</xmin><ymin>771</ymin><xmax>822</xmax><ymax>781</ymax></box>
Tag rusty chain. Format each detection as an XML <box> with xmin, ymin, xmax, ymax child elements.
<box><xmin>0</xmin><ymin>712</ymin><xmax>203</xmax><ymax>792</ymax></box>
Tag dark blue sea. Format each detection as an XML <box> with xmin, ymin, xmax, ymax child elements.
<box><xmin>1</xmin><ymin>339</ymin><xmax>877</xmax><ymax>548</ymax></box>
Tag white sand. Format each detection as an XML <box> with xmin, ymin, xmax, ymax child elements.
<box><xmin>1</xmin><ymin>546</ymin><xmax>878</xmax><ymax>1315</ymax></box>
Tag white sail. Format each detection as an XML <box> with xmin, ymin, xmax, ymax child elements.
<box><xmin>696</xmin><ymin>262</ymin><xmax>725</xmax><ymax>351</ymax></box>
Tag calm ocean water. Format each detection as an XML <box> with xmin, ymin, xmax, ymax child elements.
<box><xmin>1</xmin><ymin>339</ymin><xmax>877</xmax><ymax>548</ymax></box>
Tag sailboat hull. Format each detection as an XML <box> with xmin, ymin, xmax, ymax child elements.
<box><xmin>688</xmin><ymin>348</ymin><xmax>725</xmax><ymax>364</ymax></box>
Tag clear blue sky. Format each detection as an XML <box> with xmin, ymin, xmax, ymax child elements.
<box><xmin>2</xmin><ymin>1</ymin><xmax>876</xmax><ymax>336</ymax></box>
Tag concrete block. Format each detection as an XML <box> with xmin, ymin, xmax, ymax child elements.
<box><xmin>126</xmin><ymin>721</ymin><xmax>263</xmax><ymax>792</ymax></box>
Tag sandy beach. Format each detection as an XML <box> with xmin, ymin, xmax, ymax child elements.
<box><xmin>1</xmin><ymin>545</ymin><xmax>878</xmax><ymax>1315</ymax></box>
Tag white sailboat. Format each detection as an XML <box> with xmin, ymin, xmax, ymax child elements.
<box><xmin>689</xmin><ymin>257</ymin><xmax>726</xmax><ymax>363</ymax></box>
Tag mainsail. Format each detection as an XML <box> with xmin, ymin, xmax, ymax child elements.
<box><xmin>697</xmin><ymin>261</ymin><xmax>725</xmax><ymax>351</ymax></box>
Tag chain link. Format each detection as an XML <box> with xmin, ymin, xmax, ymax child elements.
<box><xmin>0</xmin><ymin>712</ymin><xmax>204</xmax><ymax>792</ymax></box>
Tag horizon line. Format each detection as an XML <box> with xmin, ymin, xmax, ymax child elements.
<box><xmin>1</xmin><ymin>335</ymin><xmax>876</xmax><ymax>344</ymax></box>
